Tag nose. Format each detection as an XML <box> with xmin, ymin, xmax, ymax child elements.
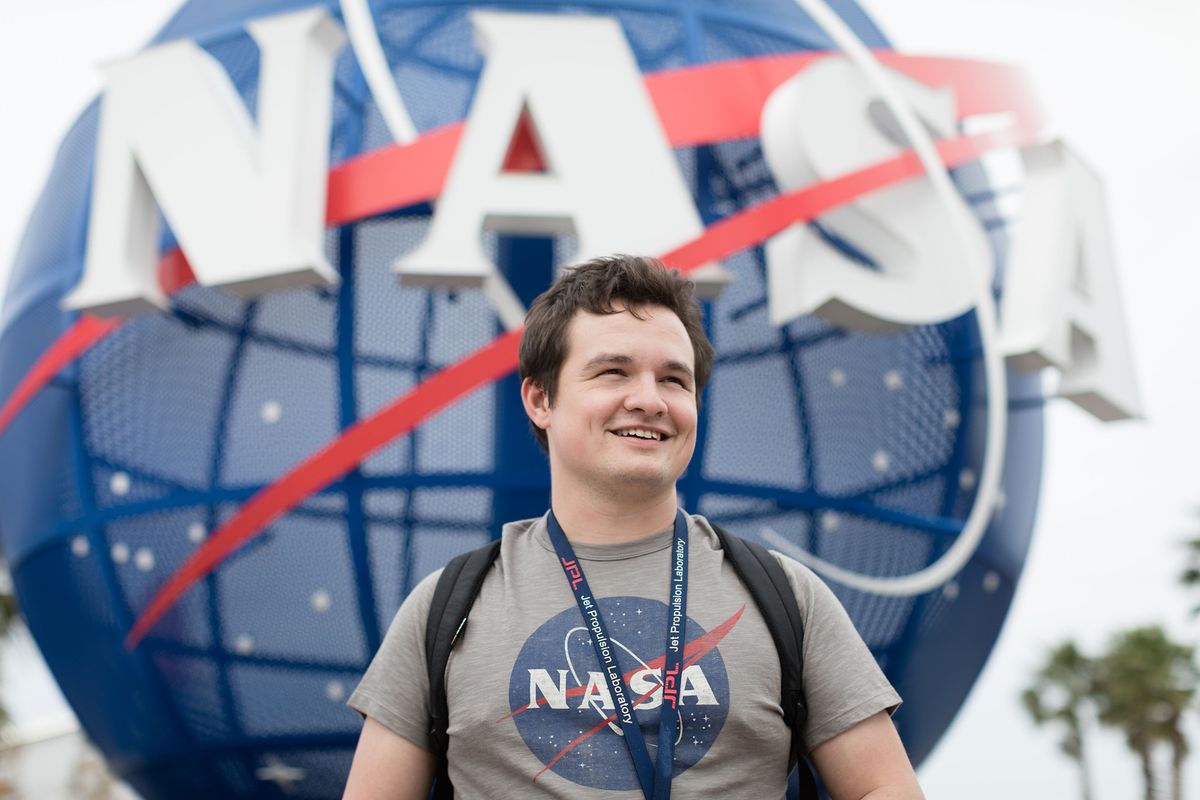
<box><xmin>623</xmin><ymin>372</ymin><xmax>668</xmax><ymax>416</ymax></box>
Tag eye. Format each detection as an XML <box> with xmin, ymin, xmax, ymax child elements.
<box><xmin>662</xmin><ymin>375</ymin><xmax>688</xmax><ymax>387</ymax></box>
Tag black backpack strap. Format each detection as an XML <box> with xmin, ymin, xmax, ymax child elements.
<box><xmin>711</xmin><ymin>524</ymin><xmax>820</xmax><ymax>800</ymax></box>
<box><xmin>425</xmin><ymin>538</ymin><xmax>503</xmax><ymax>800</ymax></box>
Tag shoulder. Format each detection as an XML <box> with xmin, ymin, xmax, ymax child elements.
<box><xmin>688</xmin><ymin>514</ymin><xmax>867</xmax><ymax>645</ymax></box>
<box><xmin>399</xmin><ymin>516</ymin><xmax>545</xmax><ymax>628</ymax></box>
<box><xmin>684</xmin><ymin>512</ymin><xmax>728</xmax><ymax>553</ymax></box>
<box><xmin>394</xmin><ymin>565</ymin><xmax>444</xmax><ymax>623</ymax></box>
<box><xmin>348</xmin><ymin>568</ymin><xmax>445</xmax><ymax>746</ymax></box>
<box><xmin>688</xmin><ymin>513</ymin><xmax>829</xmax><ymax>600</ymax></box>
<box><xmin>499</xmin><ymin>514</ymin><xmax>544</xmax><ymax>540</ymax></box>
<box><xmin>767</xmin><ymin>549</ymin><xmax>839</xmax><ymax>607</ymax></box>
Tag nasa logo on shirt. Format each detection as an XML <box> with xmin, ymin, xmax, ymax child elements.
<box><xmin>503</xmin><ymin>597</ymin><xmax>741</xmax><ymax>789</ymax></box>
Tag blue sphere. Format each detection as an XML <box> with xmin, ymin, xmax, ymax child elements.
<box><xmin>0</xmin><ymin>0</ymin><xmax>1042</xmax><ymax>796</ymax></box>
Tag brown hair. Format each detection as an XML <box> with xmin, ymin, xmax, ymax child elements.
<box><xmin>519</xmin><ymin>254</ymin><xmax>714</xmax><ymax>451</ymax></box>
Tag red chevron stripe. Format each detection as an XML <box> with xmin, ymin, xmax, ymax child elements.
<box><xmin>124</xmin><ymin>329</ymin><xmax>523</xmax><ymax>647</ymax></box>
<box><xmin>0</xmin><ymin>314</ymin><xmax>122</xmax><ymax>433</ymax></box>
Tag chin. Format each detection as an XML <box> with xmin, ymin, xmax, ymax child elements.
<box><xmin>608</xmin><ymin>462</ymin><xmax>679</xmax><ymax>491</ymax></box>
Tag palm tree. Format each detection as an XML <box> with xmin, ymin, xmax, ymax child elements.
<box><xmin>0</xmin><ymin>565</ymin><xmax>18</xmax><ymax>733</ymax></box>
<box><xmin>1091</xmin><ymin>626</ymin><xmax>1198</xmax><ymax>800</ymax></box>
<box><xmin>1180</xmin><ymin>527</ymin><xmax>1200</xmax><ymax>616</ymax></box>
<box><xmin>0</xmin><ymin>593</ymin><xmax>14</xmax><ymax>633</ymax></box>
<box><xmin>1021</xmin><ymin>641</ymin><xmax>1096</xmax><ymax>800</ymax></box>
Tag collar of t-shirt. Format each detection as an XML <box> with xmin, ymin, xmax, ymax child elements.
<box><xmin>532</xmin><ymin>513</ymin><xmax>678</xmax><ymax>561</ymax></box>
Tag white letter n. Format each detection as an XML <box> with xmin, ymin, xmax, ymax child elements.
<box><xmin>528</xmin><ymin>669</ymin><xmax>569</xmax><ymax>710</ymax></box>
<box><xmin>63</xmin><ymin>8</ymin><xmax>346</xmax><ymax>317</ymax></box>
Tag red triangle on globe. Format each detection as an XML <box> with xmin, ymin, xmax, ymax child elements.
<box><xmin>502</xmin><ymin>106</ymin><xmax>549</xmax><ymax>173</ymax></box>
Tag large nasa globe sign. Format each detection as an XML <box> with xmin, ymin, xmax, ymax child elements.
<box><xmin>0</xmin><ymin>0</ymin><xmax>1138</xmax><ymax>796</ymax></box>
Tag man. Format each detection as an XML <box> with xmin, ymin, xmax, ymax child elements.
<box><xmin>344</xmin><ymin>255</ymin><xmax>924</xmax><ymax>799</ymax></box>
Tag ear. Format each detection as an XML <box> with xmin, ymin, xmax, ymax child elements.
<box><xmin>521</xmin><ymin>377</ymin><xmax>552</xmax><ymax>432</ymax></box>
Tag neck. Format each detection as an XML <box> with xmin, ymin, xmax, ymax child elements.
<box><xmin>550</xmin><ymin>484</ymin><xmax>678</xmax><ymax>545</ymax></box>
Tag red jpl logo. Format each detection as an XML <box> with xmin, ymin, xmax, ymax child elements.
<box><xmin>561</xmin><ymin>557</ymin><xmax>584</xmax><ymax>591</ymax></box>
<box><xmin>661</xmin><ymin>663</ymin><xmax>681</xmax><ymax>709</ymax></box>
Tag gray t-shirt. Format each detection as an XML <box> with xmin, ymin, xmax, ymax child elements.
<box><xmin>349</xmin><ymin>513</ymin><xmax>899</xmax><ymax>798</ymax></box>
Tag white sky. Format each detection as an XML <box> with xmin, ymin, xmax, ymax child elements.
<box><xmin>2</xmin><ymin>1</ymin><xmax>1199</xmax><ymax>798</ymax></box>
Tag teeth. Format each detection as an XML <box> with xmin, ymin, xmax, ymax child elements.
<box><xmin>617</xmin><ymin>428</ymin><xmax>662</xmax><ymax>440</ymax></box>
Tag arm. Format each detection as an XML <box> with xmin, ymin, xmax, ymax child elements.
<box><xmin>343</xmin><ymin>717</ymin><xmax>436</xmax><ymax>800</ymax></box>
<box><xmin>809</xmin><ymin>711</ymin><xmax>924</xmax><ymax>800</ymax></box>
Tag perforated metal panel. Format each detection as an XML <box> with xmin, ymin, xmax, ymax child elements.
<box><xmin>0</xmin><ymin>1</ymin><xmax>1042</xmax><ymax>796</ymax></box>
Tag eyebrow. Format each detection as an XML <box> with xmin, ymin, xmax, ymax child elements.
<box><xmin>581</xmin><ymin>353</ymin><xmax>695</xmax><ymax>383</ymax></box>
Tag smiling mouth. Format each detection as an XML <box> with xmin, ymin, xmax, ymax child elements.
<box><xmin>610</xmin><ymin>428</ymin><xmax>669</xmax><ymax>442</ymax></box>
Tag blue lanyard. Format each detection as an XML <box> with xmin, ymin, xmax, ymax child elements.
<box><xmin>547</xmin><ymin>510</ymin><xmax>689</xmax><ymax>800</ymax></box>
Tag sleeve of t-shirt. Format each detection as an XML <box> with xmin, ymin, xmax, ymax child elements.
<box><xmin>772</xmin><ymin>553</ymin><xmax>902</xmax><ymax>753</ymax></box>
<box><xmin>346</xmin><ymin>569</ymin><xmax>442</xmax><ymax>752</ymax></box>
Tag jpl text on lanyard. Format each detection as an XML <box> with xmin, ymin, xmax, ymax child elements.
<box><xmin>546</xmin><ymin>509</ymin><xmax>689</xmax><ymax>800</ymax></box>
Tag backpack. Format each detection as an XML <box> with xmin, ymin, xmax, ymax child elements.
<box><xmin>424</xmin><ymin>523</ymin><xmax>820</xmax><ymax>800</ymax></box>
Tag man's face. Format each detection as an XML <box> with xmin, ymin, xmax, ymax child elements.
<box><xmin>524</xmin><ymin>304</ymin><xmax>699</xmax><ymax>497</ymax></box>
